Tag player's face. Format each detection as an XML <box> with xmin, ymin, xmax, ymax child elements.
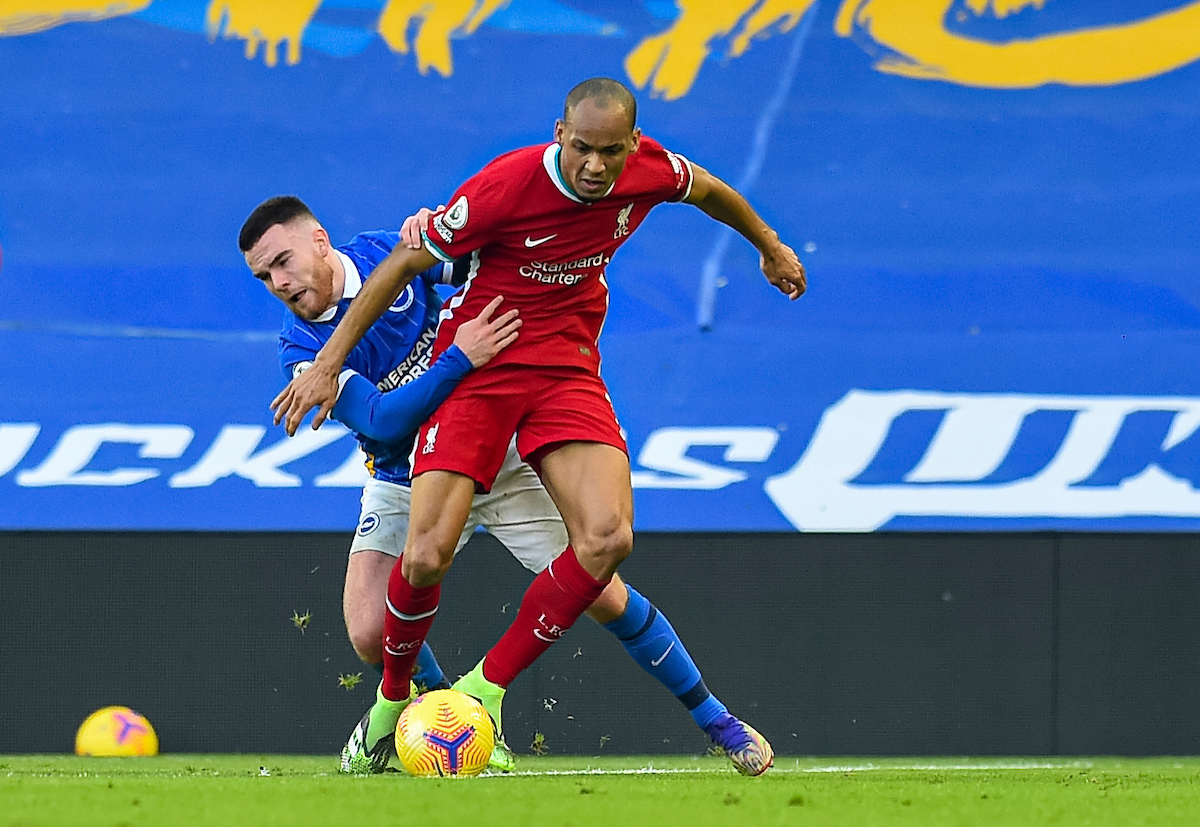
<box><xmin>555</xmin><ymin>97</ymin><xmax>641</xmax><ymax>202</ymax></box>
<box><xmin>245</xmin><ymin>220</ymin><xmax>336</xmax><ymax>320</ymax></box>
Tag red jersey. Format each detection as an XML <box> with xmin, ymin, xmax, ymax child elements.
<box><xmin>420</xmin><ymin>136</ymin><xmax>693</xmax><ymax>373</ymax></box>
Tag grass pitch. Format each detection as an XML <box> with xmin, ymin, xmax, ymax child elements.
<box><xmin>3</xmin><ymin>755</ymin><xmax>1200</xmax><ymax>826</ymax></box>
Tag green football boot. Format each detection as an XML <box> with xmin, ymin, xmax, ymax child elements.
<box><xmin>452</xmin><ymin>660</ymin><xmax>515</xmax><ymax>773</ymax></box>
<box><xmin>338</xmin><ymin>682</ymin><xmax>414</xmax><ymax>774</ymax></box>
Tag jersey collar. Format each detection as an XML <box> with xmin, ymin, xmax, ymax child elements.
<box><xmin>314</xmin><ymin>249</ymin><xmax>361</xmax><ymax>323</ymax></box>
<box><xmin>542</xmin><ymin>143</ymin><xmax>615</xmax><ymax>203</ymax></box>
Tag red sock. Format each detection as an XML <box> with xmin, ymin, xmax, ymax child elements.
<box><xmin>483</xmin><ymin>546</ymin><xmax>610</xmax><ymax>687</ymax></box>
<box><xmin>381</xmin><ymin>555</ymin><xmax>440</xmax><ymax>702</ymax></box>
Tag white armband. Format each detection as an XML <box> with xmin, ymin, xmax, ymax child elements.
<box><xmin>336</xmin><ymin>368</ymin><xmax>359</xmax><ymax>401</ymax></box>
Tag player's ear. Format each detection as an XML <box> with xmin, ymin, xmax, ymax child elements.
<box><xmin>630</xmin><ymin>127</ymin><xmax>641</xmax><ymax>153</ymax></box>
<box><xmin>312</xmin><ymin>224</ymin><xmax>330</xmax><ymax>255</ymax></box>
<box><xmin>554</xmin><ymin>119</ymin><xmax>565</xmax><ymax>144</ymax></box>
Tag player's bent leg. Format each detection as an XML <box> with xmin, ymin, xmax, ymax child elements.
<box><xmin>595</xmin><ymin>579</ymin><xmax>774</xmax><ymax>776</ymax></box>
<box><xmin>343</xmin><ymin>549</ymin><xmax>394</xmax><ymax>664</ymax></box>
<box><xmin>343</xmin><ymin>502</ymin><xmax>450</xmax><ymax>690</ymax></box>
<box><xmin>476</xmin><ymin>441</ymin><xmax>630</xmax><ymax>689</ymax></box>
<box><xmin>378</xmin><ymin>473</ymin><xmax>475</xmax><ymax>710</ymax></box>
<box><xmin>538</xmin><ymin>441</ymin><xmax>634</xmax><ymax>580</ymax></box>
<box><xmin>465</xmin><ymin>513</ymin><xmax>616</xmax><ymax>771</ymax></box>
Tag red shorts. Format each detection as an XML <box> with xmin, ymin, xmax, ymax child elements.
<box><xmin>411</xmin><ymin>363</ymin><xmax>627</xmax><ymax>491</ymax></box>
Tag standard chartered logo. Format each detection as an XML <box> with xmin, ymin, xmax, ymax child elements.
<box><xmin>518</xmin><ymin>254</ymin><xmax>608</xmax><ymax>286</ymax></box>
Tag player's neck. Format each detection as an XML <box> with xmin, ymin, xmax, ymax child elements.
<box><xmin>327</xmin><ymin>250</ymin><xmax>347</xmax><ymax>311</ymax></box>
<box><xmin>554</xmin><ymin>145</ymin><xmax>608</xmax><ymax>203</ymax></box>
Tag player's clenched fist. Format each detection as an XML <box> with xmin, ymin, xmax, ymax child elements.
<box><xmin>452</xmin><ymin>296</ymin><xmax>521</xmax><ymax>368</ymax></box>
<box><xmin>761</xmin><ymin>242</ymin><xmax>805</xmax><ymax>300</ymax></box>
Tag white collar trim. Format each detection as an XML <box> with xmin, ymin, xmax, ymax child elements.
<box><xmin>541</xmin><ymin>143</ymin><xmax>614</xmax><ymax>203</ymax></box>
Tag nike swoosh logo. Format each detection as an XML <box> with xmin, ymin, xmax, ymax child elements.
<box><xmin>524</xmin><ymin>234</ymin><xmax>557</xmax><ymax>247</ymax></box>
<box><xmin>650</xmin><ymin>641</ymin><xmax>675</xmax><ymax>667</ymax></box>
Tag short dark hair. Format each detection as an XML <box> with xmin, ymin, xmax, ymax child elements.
<box><xmin>238</xmin><ymin>195</ymin><xmax>316</xmax><ymax>252</ymax></box>
<box><xmin>563</xmin><ymin>77</ymin><xmax>637</xmax><ymax>131</ymax></box>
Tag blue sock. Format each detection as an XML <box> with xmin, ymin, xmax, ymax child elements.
<box><xmin>411</xmin><ymin>641</ymin><xmax>448</xmax><ymax>691</ymax></box>
<box><xmin>603</xmin><ymin>585</ymin><xmax>729</xmax><ymax>732</ymax></box>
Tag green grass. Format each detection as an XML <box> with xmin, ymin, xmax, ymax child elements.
<box><xmin>3</xmin><ymin>755</ymin><xmax>1200</xmax><ymax>826</ymax></box>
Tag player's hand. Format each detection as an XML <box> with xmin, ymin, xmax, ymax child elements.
<box><xmin>400</xmin><ymin>206</ymin><xmax>442</xmax><ymax>249</ymax></box>
<box><xmin>452</xmin><ymin>296</ymin><xmax>521</xmax><ymax>368</ymax></box>
<box><xmin>270</xmin><ymin>359</ymin><xmax>339</xmax><ymax>436</ymax></box>
<box><xmin>761</xmin><ymin>241</ymin><xmax>806</xmax><ymax>300</ymax></box>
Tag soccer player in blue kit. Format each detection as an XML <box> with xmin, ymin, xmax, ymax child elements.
<box><xmin>240</xmin><ymin>195</ymin><xmax>773</xmax><ymax>775</ymax></box>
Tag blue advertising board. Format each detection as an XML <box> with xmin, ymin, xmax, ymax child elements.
<box><xmin>2</xmin><ymin>0</ymin><xmax>1199</xmax><ymax>530</ymax></box>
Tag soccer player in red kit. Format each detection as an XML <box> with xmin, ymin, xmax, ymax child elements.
<box><xmin>274</xmin><ymin>78</ymin><xmax>805</xmax><ymax>775</ymax></box>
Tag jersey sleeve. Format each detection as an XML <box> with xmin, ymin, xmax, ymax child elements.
<box><xmin>331</xmin><ymin>345</ymin><xmax>473</xmax><ymax>443</ymax></box>
<box><xmin>419</xmin><ymin>170</ymin><xmax>507</xmax><ymax>263</ymax></box>
<box><xmin>278</xmin><ymin>328</ymin><xmax>321</xmax><ymax>382</ymax></box>
<box><xmin>417</xmin><ymin>258</ymin><xmax>472</xmax><ymax>290</ymax></box>
<box><xmin>631</xmin><ymin>136</ymin><xmax>694</xmax><ymax>204</ymax></box>
<box><xmin>279</xmin><ymin>319</ymin><xmax>370</xmax><ymax>382</ymax></box>
<box><xmin>662</xmin><ymin>147</ymin><xmax>695</xmax><ymax>202</ymax></box>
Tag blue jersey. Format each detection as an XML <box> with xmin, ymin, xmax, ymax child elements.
<box><xmin>278</xmin><ymin>231</ymin><xmax>468</xmax><ymax>484</ymax></box>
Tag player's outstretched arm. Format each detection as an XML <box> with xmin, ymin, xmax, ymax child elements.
<box><xmin>271</xmin><ymin>244</ymin><xmax>439</xmax><ymax>435</ymax></box>
<box><xmin>684</xmin><ymin>163</ymin><xmax>806</xmax><ymax>300</ymax></box>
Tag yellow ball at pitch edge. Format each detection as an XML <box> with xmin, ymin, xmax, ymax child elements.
<box><xmin>75</xmin><ymin>706</ymin><xmax>159</xmax><ymax>756</ymax></box>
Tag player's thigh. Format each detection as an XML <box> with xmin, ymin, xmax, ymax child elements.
<box><xmin>404</xmin><ymin>470</ymin><xmax>479</xmax><ymax>566</ymax></box>
<box><xmin>539</xmin><ymin>440</ymin><xmax>634</xmax><ymax>548</ymax></box>
<box><xmin>475</xmin><ymin>441</ymin><xmax>569</xmax><ymax>573</ymax></box>
<box><xmin>514</xmin><ymin>370</ymin><xmax>632</xmax><ymax>544</ymax></box>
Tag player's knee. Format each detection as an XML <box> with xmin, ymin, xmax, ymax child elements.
<box><xmin>345</xmin><ymin>614</ymin><xmax>383</xmax><ymax>664</ymax></box>
<box><xmin>609</xmin><ymin>524</ymin><xmax>634</xmax><ymax>564</ymax></box>
<box><xmin>400</xmin><ymin>542</ymin><xmax>454</xmax><ymax>587</ymax></box>
<box><xmin>575</xmin><ymin>520</ymin><xmax>633</xmax><ymax>570</ymax></box>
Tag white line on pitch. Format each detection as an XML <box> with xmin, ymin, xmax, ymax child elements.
<box><xmin>488</xmin><ymin>760</ymin><xmax>1096</xmax><ymax>778</ymax></box>
<box><xmin>494</xmin><ymin>767</ymin><xmax>710</xmax><ymax>777</ymax></box>
<box><xmin>800</xmin><ymin>761</ymin><xmax>1095</xmax><ymax>773</ymax></box>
